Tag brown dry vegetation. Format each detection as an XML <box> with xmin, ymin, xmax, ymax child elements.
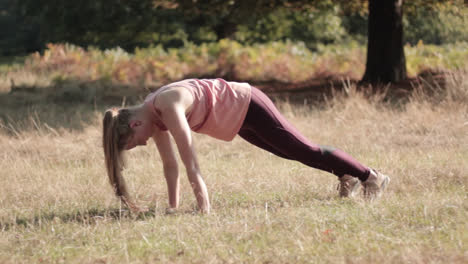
<box><xmin>0</xmin><ymin>69</ymin><xmax>467</xmax><ymax>263</ymax></box>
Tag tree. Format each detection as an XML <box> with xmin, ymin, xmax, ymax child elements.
<box><xmin>0</xmin><ymin>0</ymin><xmax>41</xmax><ymax>55</ymax></box>
<box><xmin>12</xmin><ymin>0</ymin><xmax>465</xmax><ymax>84</ymax></box>
<box><xmin>171</xmin><ymin>0</ymin><xmax>410</xmax><ymax>83</ymax></box>
<box><xmin>14</xmin><ymin>0</ymin><xmax>181</xmax><ymax>50</ymax></box>
<box><xmin>359</xmin><ymin>0</ymin><xmax>465</xmax><ymax>83</ymax></box>
<box><xmin>361</xmin><ymin>0</ymin><xmax>406</xmax><ymax>83</ymax></box>
<box><xmin>172</xmin><ymin>0</ymin><xmax>280</xmax><ymax>40</ymax></box>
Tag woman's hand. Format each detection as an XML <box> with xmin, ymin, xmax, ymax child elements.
<box><xmin>165</xmin><ymin>207</ymin><xmax>178</xmax><ymax>215</ymax></box>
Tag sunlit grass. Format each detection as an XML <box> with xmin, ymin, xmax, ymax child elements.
<box><xmin>1</xmin><ymin>72</ymin><xmax>467</xmax><ymax>263</ymax></box>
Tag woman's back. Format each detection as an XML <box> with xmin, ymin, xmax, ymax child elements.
<box><xmin>145</xmin><ymin>78</ymin><xmax>251</xmax><ymax>141</ymax></box>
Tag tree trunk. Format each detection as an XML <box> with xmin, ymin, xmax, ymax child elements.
<box><xmin>362</xmin><ymin>0</ymin><xmax>407</xmax><ymax>83</ymax></box>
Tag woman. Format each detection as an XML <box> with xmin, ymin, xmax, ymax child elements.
<box><xmin>103</xmin><ymin>78</ymin><xmax>389</xmax><ymax>213</ymax></box>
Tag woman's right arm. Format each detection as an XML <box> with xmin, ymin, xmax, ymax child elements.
<box><xmin>153</xmin><ymin>128</ymin><xmax>180</xmax><ymax>209</ymax></box>
<box><xmin>155</xmin><ymin>89</ymin><xmax>211</xmax><ymax>214</ymax></box>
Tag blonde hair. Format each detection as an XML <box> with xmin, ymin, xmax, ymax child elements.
<box><xmin>102</xmin><ymin>107</ymin><xmax>141</xmax><ymax>211</ymax></box>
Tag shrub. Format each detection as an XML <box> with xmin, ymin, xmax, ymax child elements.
<box><xmin>405</xmin><ymin>42</ymin><xmax>468</xmax><ymax>76</ymax></box>
<box><xmin>234</xmin><ymin>6</ymin><xmax>346</xmax><ymax>49</ymax></box>
<box><xmin>5</xmin><ymin>40</ymin><xmax>467</xmax><ymax>94</ymax></box>
<box><xmin>404</xmin><ymin>2</ymin><xmax>468</xmax><ymax>45</ymax></box>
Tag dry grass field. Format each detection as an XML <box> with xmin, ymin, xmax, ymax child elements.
<box><xmin>0</xmin><ymin>73</ymin><xmax>467</xmax><ymax>263</ymax></box>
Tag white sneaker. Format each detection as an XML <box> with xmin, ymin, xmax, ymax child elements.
<box><xmin>362</xmin><ymin>169</ymin><xmax>390</xmax><ymax>200</ymax></box>
<box><xmin>338</xmin><ymin>174</ymin><xmax>361</xmax><ymax>198</ymax></box>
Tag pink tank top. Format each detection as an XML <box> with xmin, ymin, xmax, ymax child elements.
<box><xmin>144</xmin><ymin>79</ymin><xmax>252</xmax><ymax>141</ymax></box>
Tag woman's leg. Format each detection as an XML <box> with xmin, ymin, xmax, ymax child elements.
<box><xmin>238</xmin><ymin>87</ymin><xmax>370</xmax><ymax>181</ymax></box>
<box><xmin>238</xmin><ymin>129</ymin><xmax>291</xmax><ymax>160</ymax></box>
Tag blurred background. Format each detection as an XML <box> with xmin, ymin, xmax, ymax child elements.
<box><xmin>0</xmin><ymin>0</ymin><xmax>467</xmax><ymax>105</ymax></box>
<box><xmin>2</xmin><ymin>0</ymin><xmax>467</xmax><ymax>55</ymax></box>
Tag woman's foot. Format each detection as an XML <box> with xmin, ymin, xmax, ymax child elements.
<box><xmin>338</xmin><ymin>174</ymin><xmax>361</xmax><ymax>198</ymax></box>
<box><xmin>362</xmin><ymin>169</ymin><xmax>390</xmax><ymax>200</ymax></box>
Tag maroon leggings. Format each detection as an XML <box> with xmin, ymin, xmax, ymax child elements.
<box><xmin>238</xmin><ymin>87</ymin><xmax>370</xmax><ymax>181</ymax></box>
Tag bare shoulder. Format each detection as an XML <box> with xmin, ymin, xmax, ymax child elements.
<box><xmin>154</xmin><ymin>86</ymin><xmax>193</xmax><ymax>112</ymax></box>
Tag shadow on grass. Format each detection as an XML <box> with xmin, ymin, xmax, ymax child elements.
<box><xmin>0</xmin><ymin>206</ymin><xmax>204</xmax><ymax>230</ymax></box>
<box><xmin>1</xmin><ymin>74</ymin><xmax>446</xmax><ymax>135</ymax></box>
<box><xmin>0</xmin><ymin>194</ymin><xmax>354</xmax><ymax>230</ymax></box>
<box><xmin>0</xmin><ymin>78</ymin><xmax>151</xmax><ymax>134</ymax></box>
<box><xmin>0</xmin><ymin>76</ymin><xmax>373</xmax><ymax>135</ymax></box>
<box><xmin>1</xmin><ymin>76</ymin><xmax>345</xmax><ymax>134</ymax></box>
<box><xmin>0</xmin><ymin>207</ymin><xmax>162</xmax><ymax>230</ymax></box>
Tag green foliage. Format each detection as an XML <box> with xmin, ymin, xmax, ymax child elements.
<box><xmin>0</xmin><ymin>0</ymin><xmax>41</xmax><ymax>55</ymax></box>
<box><xmin>404</xmin><ymin>2</ymin><xmax>468</xmax><ymax>45</ymax></box>
<box><xmin>340</xmin><ymin>1</ymin><xmax>468</xmax><ymax>45</ymax></box>
<box><xmin>3</xmin><ymin>0</ymin><xmax>467</xmax><ymax>56</ymax></box>
<box><xmin>406</xmin><ymin>42</ymin><xmax>468</xmax><ymax>75</ymax></box>
<box><xmin>14</xmin><ymin>0</ymin><xmax>195</xmax><ymax>50</ymax></box>
<box><xmin>291</xmin><ymin>6</ymin><xmax>346</xmax><ymax>47</ymax></box>
<box><xmin>235</xmin><ymin>5</ymin><xmax>346</xmax><ymax>49</ymax></box>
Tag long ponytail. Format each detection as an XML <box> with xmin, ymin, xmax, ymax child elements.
<box><xmin>102</xmin><ymin>108</ymin><xmax>142</xmax><ymax>212</ymax></box>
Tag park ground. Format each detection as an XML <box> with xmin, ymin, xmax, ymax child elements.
<box><xmin>0</xmin><ymin>65</ymin><xmax>467</xmax><ymax>263</ymax></box>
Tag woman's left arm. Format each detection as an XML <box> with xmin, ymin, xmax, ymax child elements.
<box><xmin>153</xmin><ymin>128</ymin><xmax>180</xmax><ymax>209</ymax></box>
